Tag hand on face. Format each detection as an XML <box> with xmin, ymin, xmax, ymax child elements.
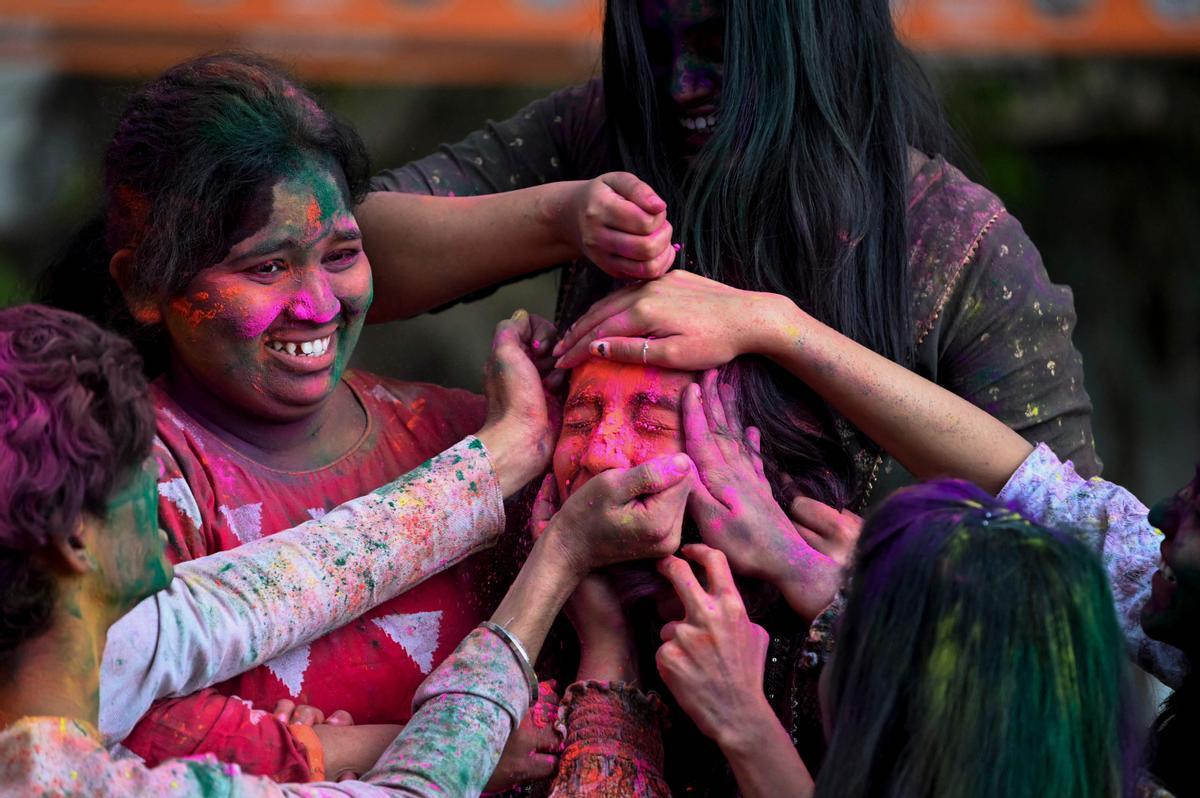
<box><xmin>478</xmin><ymin>310</ymin><xmax>562</xmax><ymax>495</ymax></box>
<box><xmin>569</xmin><ymin>172</ymin><xmax>677</xmax><ymax>281</ymax></box>
<box><xmin>655</xmin><ymin>545</ymin><xmax>774</xmax><ymax>748</ymax></box>
<box><xmin>544</xmin><ymin>452</ymin><xmax>694</xmax><ymax>577</ymax></box>
<box><xmin>683</xmin><ymin>372</ymin><xmax>846</xmax><ymax>620</ymax></box>
<box><xmin>553</xmin><ymin>271</ymin><xmax>781</xmax><ymax>371</ymax></box>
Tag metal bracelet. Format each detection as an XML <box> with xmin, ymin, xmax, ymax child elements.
<box><xmin>479</xmin><ymin>621</ymin><xmax>539</xmax><ymax>707</ymax></box>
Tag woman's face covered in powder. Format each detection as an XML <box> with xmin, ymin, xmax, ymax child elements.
<box><xmin>1142</xmin><ymin>472</ymin><xmax>1200</xmax><ymax>656</ymax></box>
<box><xmin>553</xmin><ymin>358</ymin><xmax>697</xmax><ymax>500</ymax></box>
<box><xmin>641</xmin><ymin>0</ymin><xmax>725</xmax><ymax>159</ymax></box>
<box><xmin>160</xmin><ymin>162</ymin><xmax>371</xmax><ymax>423</ymax></box>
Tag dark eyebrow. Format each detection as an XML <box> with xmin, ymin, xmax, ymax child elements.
<box><xmin>235</xmin><ymin>237</ymin><xmax>298</xmax><ymax>262</ymax></box>
<box><xmin>233</xmin><ymin>227</ymin><xmax>361</xmax><ymax>262</ymax></box>
<box><xmin>631</xmin><ymin>391</ymin><xmax>680</xmax><ymax>414</ymax></box>
<box><xmin>565</xmin><ymin>390</ymin><xmax>602</xmax><ymax>412</ymax></box>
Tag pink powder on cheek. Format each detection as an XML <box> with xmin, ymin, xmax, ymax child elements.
<box><xmin>169</xmin><ymin>294</ymin><xmax>225</xmax><ymax>328</ymax></box>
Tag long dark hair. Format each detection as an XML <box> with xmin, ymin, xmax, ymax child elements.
<box><xmin>38</xmin><ymin>52</ymin><xmax>370</xmax><ymax>374</ymax></box>
<box><xmin>818</xmin><ymin>480</ymin><xmax>1140</xmax><ymax>798</ymax></box>
<box><xmin>599</xmin><ymin>0</ymin><xmax>952</xmax><ymax>367</ymax></box>
<box><xmin>583</xmin><ymin>1</ymin><xmax>956</xmax><ymax>505</ymax></box>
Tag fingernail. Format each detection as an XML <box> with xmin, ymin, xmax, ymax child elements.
<box><xmin>670</xmin><ymin>453</ymin><xmax>690</xmax><ymax>471</ymax></box>
<box><xmin>552</xmin><ymin>340</ymin><xmax>565</xmax><ymax>356</ymax></box>
<box><xmin>511</xmin><ymin>309</ymin><xmax>528</xmax><ymax>321</ymax></box>
<box><xmin>590</xmin><ymin>341</ymin><xmax>608</xmax><ymax>358</ymax></box>
<box><xmin>554</xmin><ymin>356</ymin><xmax>566</xmax><ymax>369</ymax></box>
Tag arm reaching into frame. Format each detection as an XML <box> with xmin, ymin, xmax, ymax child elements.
<box><xmin>358</xmin><ymin>174</ymin><xmax>676</xmax><ymax>322</ymax></box>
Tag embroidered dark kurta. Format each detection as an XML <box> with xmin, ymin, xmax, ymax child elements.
<box><xmin>373</xmin><ymin>79</ymin><xmax>1101</xmax><ymax>491</ymax></box>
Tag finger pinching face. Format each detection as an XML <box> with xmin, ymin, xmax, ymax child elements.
<box><xmin>618</xmin><ymin>453</ymin><xmax>693</xmax><ymax>502</ymax></box>
<box><xmin>700</xmin><ymin>370</ymin><xmax>728</xmax><ymax>432</ymax></box>
<box><xmin>529</xmin><ymin>473</ymin><xmax>558</xmax><ymax>538</ymax></box>
<box><xmin>683</xmin><ymin>382</ymin><xmax>724</xmax><ymax>469</ymax></box>
<box><xmin>717</xmin><ymin>381</ymin><xmax>743</xmax><ymax>438</ymax></box>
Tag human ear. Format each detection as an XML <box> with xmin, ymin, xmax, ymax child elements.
<box><xmin>109</xmin><ymin>249</ymin><xmax>161</xmax><ymax>324</ymax></box>
<box><xmin>49</xmin><ymin>519</ymin><xmax>98</xmax><ymax>576</ymax></box>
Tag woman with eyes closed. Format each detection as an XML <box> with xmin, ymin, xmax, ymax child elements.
<box><xmin>541</xmin><ymin>309</ymin><xmax>1190</xmax><ymax>798</ymax></box>
<box><xmin>38</xmin><ymin>52</ymin><xmax>679</xmax><ymax>790</ymax></box>
<box><xmin>365</xmin><ymin>0</ymin><xmax>1102</xmax><ymax>512</ymax></box>
<box><xmin>525</xmin><ymin>356</ymin><xmax>856</xmax><ymax>797</ymax></box>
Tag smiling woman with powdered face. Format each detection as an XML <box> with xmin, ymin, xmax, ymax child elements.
<box><xmin>37</xmin><ymin>51</ymin><xmax>680</xmax><ymax>790</ymax></box>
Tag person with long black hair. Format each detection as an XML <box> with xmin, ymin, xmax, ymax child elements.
<box><xmin>365</xmin><ymin>0</ymin><xmax>1101</xmax><ymax>510</ymax></box>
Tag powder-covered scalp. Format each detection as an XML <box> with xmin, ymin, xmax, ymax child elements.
<box><xmin>818</xmin><ymin>479</ymin><xmax>1139</xmax><ymax>798</ymax></box>
<box><xmin>0</xmin><ymin>304</ymin><xmax>156</xmax><ymax>665</ymax></box>
<box><xmin>103</xmin><ymin>52</ymin><xmax>369</xmax><ymax>306</ymax></box>
<box><xmin>37</xmin><ymin>52</ymin><xmax>371</xmax><ymax>377</ymax></box>
<box><xmin>0</xmin><ymin>305</ymin><xmax>154</xmax><ymax>550</ymax></box>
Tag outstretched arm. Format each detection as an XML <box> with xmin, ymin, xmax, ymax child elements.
<box><xmin>103</xmin><ymin>310</ymin><xmax>557</xmax><ymax>747</ymax></box>
<box><xmin>554</xmin><ymin>271</ymin><xmax>1033</xmax><ymax>493</ymax></box>
<box><xmin>358</xmin><ymin>175</ymin><xmax>675</xmax><ymax>322</ymax></box>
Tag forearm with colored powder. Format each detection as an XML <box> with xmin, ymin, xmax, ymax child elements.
<box><xmin>100</xmin><ymin>436</ymin><xmax>505</xmax><ymax>744</ymax></box>
<box><xmin>357</xmin><ymin>628</ymin><xmax>529</xmax><ymax>796</ymax></box>
<box><xmin>997</xmin><ymin>444</ymin><xmax>1188</xmax><ymax>687</ymax></box>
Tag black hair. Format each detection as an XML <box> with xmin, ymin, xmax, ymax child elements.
<box><xmin>38</xmin><ymin>51</ymin><xmax>370</xmax><ymax>374</ymax></box>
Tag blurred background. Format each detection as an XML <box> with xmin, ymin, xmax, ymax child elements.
<box><xmin>0</xmin><ymin>0</ymin><xmax>1197</xmax><ymax>499</ymax></box>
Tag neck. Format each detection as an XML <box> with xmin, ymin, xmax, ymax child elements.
<box><xmin>163</xmin><ymin>362</ymin><xmax>364</xmax><ymax>471</ymax></box>
<box><xmin>0</xmin><ymin>580</ymin><xmax>112</xmax><ymax>731</ymax></box>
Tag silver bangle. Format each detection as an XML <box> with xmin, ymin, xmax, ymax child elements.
<box><xmin>480</xmin><ymin>621</ymin><xmax>539</xmax><ymax>707</ymax></box>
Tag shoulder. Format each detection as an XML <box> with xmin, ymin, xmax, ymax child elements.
<box><xmin>348</xmin><ymin>370</ymin><xmax>487</xmax><ymax>443</ymax></box>
<box><xmin>906</xmin><ymin>157</ymin><xmax>1011</xmax><ymax>327</ymax></box>
<box><xmin>906</xmin><ymin>158</ymin><xmax>1061</xmax><ymax>344</ymax></box>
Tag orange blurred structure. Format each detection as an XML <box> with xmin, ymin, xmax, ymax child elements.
<box><xmin>1</xmin><ymin>0</ymin><xmax>1198</xmax><ymax>84</ymax></box>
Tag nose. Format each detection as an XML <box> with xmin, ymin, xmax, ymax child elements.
<box><xmin>579</xmin><ymin>415</ymin><xmax>635</xmax><ymax>477</ymax></box>
<box><xmin>669</xmin><ymin>53</ymin><xmax>714</xmax><ymax>108</ymax></box>
<box><xmin>288</xmin><ymin>268</ymin><xmax>339</xmax><ymax>324</ymax></box>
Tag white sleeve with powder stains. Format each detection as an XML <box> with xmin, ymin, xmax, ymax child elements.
<box><xmin>997</xmin><ymin>443</ymin><xmax>1188</xmax><ymax>688</ymax></box>
<box><xmin>4</xmin><ymin>630</ymin><xmax>525</xmax><ymax>797</ymax></box>
<box><xmin>98</xmin><ymin>436</ymin><xmax>506</xmax><ymax>745</ymax></box>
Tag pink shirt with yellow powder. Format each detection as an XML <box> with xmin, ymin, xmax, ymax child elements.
<box><xmin>124</xmin><ymin>370</ymin><xmax>490</xmax><ymax>780</ymax></box>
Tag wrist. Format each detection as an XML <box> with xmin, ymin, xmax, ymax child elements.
<box><xmin>475</xmin><ymin>421</ymin><xmax>541</xmax><ymax>498</ymax></box>
<box><xmin>539</xmin><ymin>519</ymin><xmax>590</xmax><ymax>581</ymax></box>
<box><xmin>715</xmin><ymin>693</ymin><xmax>787</xmax><ymax>758</ymax></box>
<box><xmin>577</xmin><ymin>635</ymin><xmax>639</xmax><ymax>683</ymax></box>
<box><xmin>535</xmin><ymin>180</ymin><xmax>587</xmax><ymax>252</ymax></box>
<box><xmin>753</xmin><ymin>292</ymin><xmax>811</xmax><ymax>363</ymax></box>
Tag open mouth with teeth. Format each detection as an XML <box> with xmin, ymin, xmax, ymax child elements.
<box><xmin>266</xmin><ymin>335</ymin><xmax>332</xmax><ymax>358</ymax></box>
<box><xmin>681</xmin><ymin>114</ymin><xmax>717</xmax><ymax>132</ymax></box>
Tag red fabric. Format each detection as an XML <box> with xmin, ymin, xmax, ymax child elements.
<box><xmin>123</xmin><ymin>370</ymin><xmax>489</xmax><ymax>781</ymax></box>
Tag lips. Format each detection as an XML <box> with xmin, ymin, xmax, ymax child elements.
<box><xmin>263</xmin><ymin>329</ymin><xmax>337</xmax><ymax>372</ymax></box>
